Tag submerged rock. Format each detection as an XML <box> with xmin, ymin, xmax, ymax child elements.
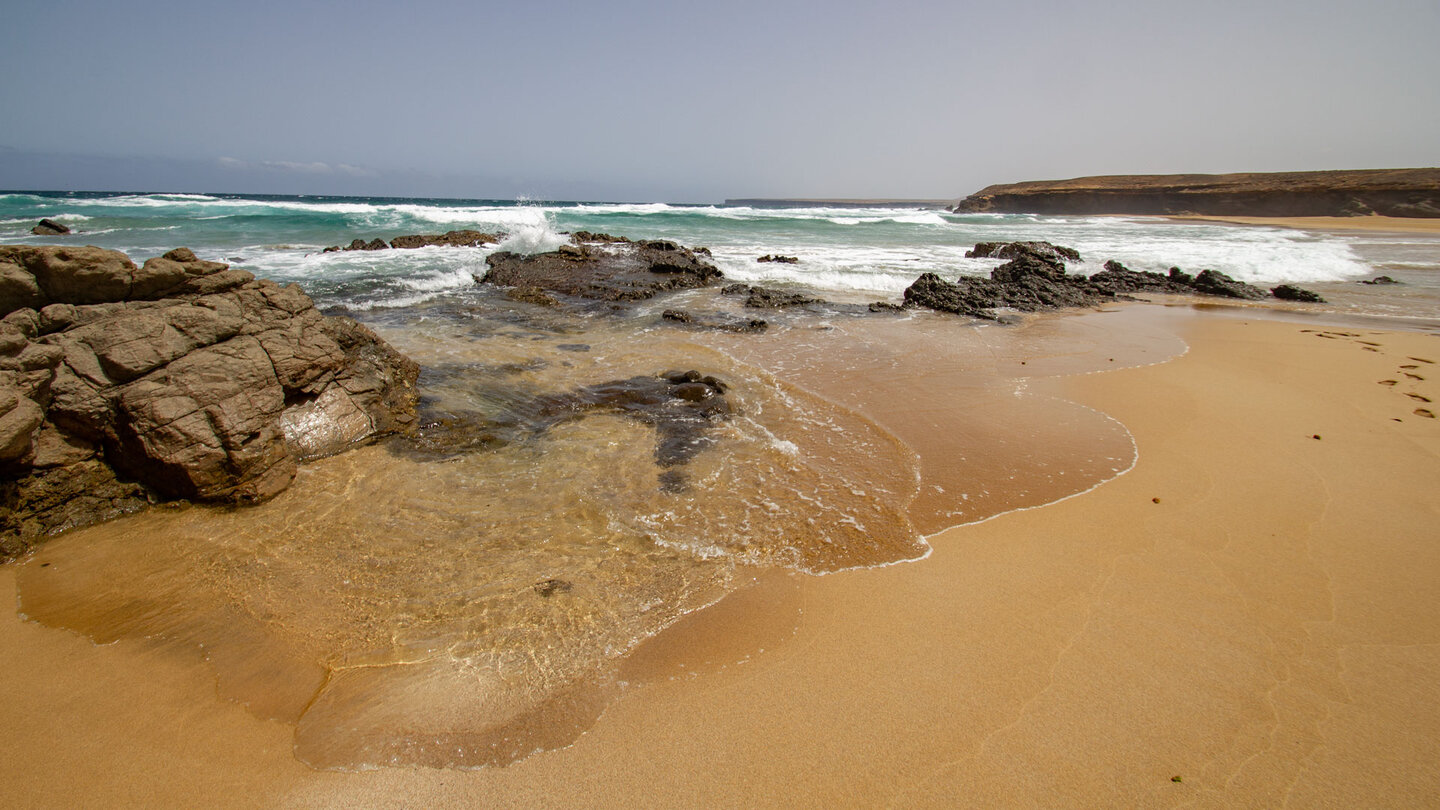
<box><xmin>0</xmin><ymin>245</ymin><xmax>419</xmax><ymax>560</ymax></box>
<box><xmin>479</xmin><ymin>240</ymin><xmax>722</xmax><ymax>302</ymax></box>
<box><xmin>721</xmin><ymin>283</ymin><xmax>824</xmax><ymax>309</ymax></box>
<box><xmin>1361</xmin><ymin>275</ymin><xmax>1400</xmax><ymax>285</ymax></box>
<box><xmin>400</xmin><ymin>369</ymin><xmax>732</xmax><ymax>492</ymax></box>
<box><xmin>757</xmin><ymin>254</ymin><xmax>799</xmax><ymax>264</ymax></box>
<box><xmin>661</xmin><ymin>309</ymin><xmax>769</xmax><ymax>333</ymax></box>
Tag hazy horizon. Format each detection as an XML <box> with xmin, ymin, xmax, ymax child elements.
<box><xmin>3</xmin><ymin>0</ymin><xmax>1436</xmax><ymax>203</ymax></box>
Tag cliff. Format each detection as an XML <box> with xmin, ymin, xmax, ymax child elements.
<box><xmin>952</xmin><ymin>169</ymin><xmax>1440</xmax><ymax>218</ymax></box>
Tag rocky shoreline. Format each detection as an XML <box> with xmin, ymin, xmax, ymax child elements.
<box><xmin>1</xmin><ymin>234</ymin><xmax>1327</xmax><ymax>558</ymax></box>
<box><xmin>953</xmin><ymin>168</ymin><xmax>1440</xmax><ymax>218</ymax></box>
<box><xmin>0</xmin><ymin>245</ymin><xmax>419</xmax><ymax>560</ymax></box>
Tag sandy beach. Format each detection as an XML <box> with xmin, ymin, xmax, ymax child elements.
<box><xmin>1169</xmin><ymin>214</ymin><xmax>1440</xmax><ymax>235</ymax></box>
<box><xmin>3</xmin><ymin>303</ymin><xmax>1436</xmax><ymax>807</ymax></box>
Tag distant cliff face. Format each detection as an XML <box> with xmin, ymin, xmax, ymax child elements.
<box><xmin>953</xmin><ymin>169</ymin><xmax>1440</xmax><ymax>218</ymax></box>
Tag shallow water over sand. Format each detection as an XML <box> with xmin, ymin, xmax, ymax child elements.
<box><xmin>14</xmin><ymin>296</ymin><xmax>1178</xmax><ymax>769</ymax></box>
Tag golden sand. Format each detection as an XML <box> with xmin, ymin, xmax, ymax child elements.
<box><xmin>2</xmin><ymin>308</ymin><xmax>1437</xmax><ymax>807</ymax></box>
<box><xmin>1169</xmin><ymin>214</ymin><xmax>1440</xmax><ymax>234</ymax></box>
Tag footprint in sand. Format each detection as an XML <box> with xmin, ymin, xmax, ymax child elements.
<box><xmin>1407</xmin><ymin>393</ymin><xmax>1433</xmax><ymax>403</ymax></box>
<box><xmin>1359</xmin><ymin>340</ymin><xmax>1382</xmax><ymax>347</ymax></box>
<box><xmin>1400</xmin><ymin>364</ymin><xmax>1420</xmax><ymax>369</ymax></box>
<box><xmin>1409</xmin><ymin>357</ymin><xmax>1435</xmax><ymax>364</ymax></box>
<box><xmin>1363</xmin><ymin>347</ymin><xmax>1380</xmax><ymax>352</ymax></box>
<box><xmin>1415</xmin><ymin>408</ymin><xmax>1436</xmax><ymax>419</ymax></box>
<box><xmin>1404</xmin><ymin>373</ymin><xmax>1426</xmax><ymax>381</ymax></box>
<box><xmin>1379</xmin><ymin>380</ymin><xmax>1399</xmax><ymax>386</ymax></box>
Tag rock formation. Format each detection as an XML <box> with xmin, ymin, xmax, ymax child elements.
<box><xmin>31</xmin><ymin>219</ymin><xmax>71</xmax><ymax>236</ymax></box>
<box><xmin>323</xmin><ymin>230</ymin><xmax>501</xmax><ymax>252</ymax></box>
<box><xmin>0</xmin><ymin>245</ymin><xmax>419</xmax><ymax>560</ymax></box>
<box><xmin>479</xmin><ymin>240</ymin><xmax>722</xmax><ymax>302</ymax></box>
<box><xmin>953</xmin><ymin>169</ymin><xmax>1440</xmax><ymax>218</ymax></box>
<box><xmin>904</xmin><ymin>242</ymin><xmax>1315</xmax><ymax>319</ymax></box>
<box><xmin>720</xmin><ymin>284</ymin><xmax>824</xmax><ymax>309</ymax></box>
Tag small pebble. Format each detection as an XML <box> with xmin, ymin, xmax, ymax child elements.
<box><xmin>1311</xmin><ymin>434</ymin><xmax>1322</xmax><ymax>440</ymax></box>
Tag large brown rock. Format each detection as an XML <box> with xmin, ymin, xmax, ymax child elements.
<box><xmin>0</xmin><ymin>246</ymin><xmax>420</xmax><ymax>559</ymax></box>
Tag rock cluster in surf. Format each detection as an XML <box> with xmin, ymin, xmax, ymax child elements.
<box><xmin>902</xmin><ymin>241</ymin><xmax>1324</xmax><ymax>319</ymax></box>
<box><xmin>0</xmin><ymin>245</ymin><xmax>419</xmax><ymax>560</ymax></box>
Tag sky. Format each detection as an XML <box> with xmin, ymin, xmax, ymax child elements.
<box><xmin>1</xmin><ymin>0</ymin><xmax>1437</xmax><ymax>202</ymax></box>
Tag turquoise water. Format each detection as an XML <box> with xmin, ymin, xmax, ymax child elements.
<box><xmin>5</xmin><ymin>190</ymin><xmax>1437</xmax><ymax>317</ymax></box>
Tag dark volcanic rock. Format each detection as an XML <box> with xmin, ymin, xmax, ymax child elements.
<box><xmin>570</xmin><ymin>231</ymin><xmax>632</xmax><ymax>244</ymax></box>
<box><xmin>757</xmin><ymin>254</ymin><xmax>799</xmax><ymax>264</ymax></box>
<box><xmin>1087</xmin><ymin>260</ymin><xmax>1194</xmax><ymax>295</ymax></box>
<box><xmin>1271</xmin><ymin>284</ymin><xmax>1326</xmax><ymax>303</ymax></box>
<box><xmin>402</xmin><ymin>370</ymin><xmax>732</xmax><ymax>492</ymax></box>
<box><xmin>1191</xmin><ymin>269</ymin><xmax>1267</xmax><ymax>300</ymax></box>
<box><xmin>388</xmin><ymin>230</ymin><xmax>500</xmax><ymax>249</ymax></box>
<box><xmin>661</xmin><ymin>309</ymin><xmax>768</xmax><ymax>333</ymax></box>
<box><xmin>966</xmin><ymin>241</ymin><xmax>1081</xmax><ymax>263</ymax></box>
<box><xmin>0</xmin><ymin>245</ymin><xmax>420</xmax><ymax>560</ymax></box>
<box><xmin>1361</xmin><ymin>275</ymin><xmax>1399</xmax><ymax>285</ymax></box>
<box><xmin>721</xmin><ymin>284</ymin><xmax>823</xmax><ymax>309</ymax></box>
<box><xmin>479</xmin><ymin>240</ymin><xmax>722</xmax><ymax>302</ymax></box>
<box><xmin>31</xmin><ymin>219</ymin><xmax>71</xmax><ymax>236</ymax></box>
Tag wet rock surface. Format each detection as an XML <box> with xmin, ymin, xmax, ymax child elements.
<box><xmin>966</xmin><ymin>241</ymin><xmax>1081</xmax><ymax>263</ymax></box>
<box><xmin>0</xmin><ymin>245</ymin><xmax>420</xmax><ymax>560</ymax></box>
<box><xmin>721</xmin><ymin>283</ymin><xmax>824</xmax><ymax>309</ymax></box>
<box><xmin>479</xmin><ymin>240</ymin><xmax>722</xmax><ymax>302</ymax></box>
<box><xmin>661</xmin><ymin>309</ymin><xmax>769</xmax><ymax>333</ymax></box>
<box><xmin>31</xmin><ymin>219</ymin><xmax>71</xmax><ymax>236</ymax></box>
<box><xmin>323</xmin><ymin>230</ymin><xmax>501</xmax><ymax>252</ymax></box>
<box><xmin>904</xmin><ymin>241</ymin><xmax>1296</xmax><ymax>318</ymax></box>
<box><xmin>398</xmin><ymin>369</ymin><xmax>732</xmax><ymax>492</ymax></box>
<box><xmin>1271</xmin><ymin>284</ymin><xmax>1327</xmax><ymax>303</ymax></box>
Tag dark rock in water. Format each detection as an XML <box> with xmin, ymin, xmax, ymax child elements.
<box><xmin>505</xmin><ymin>286</ymin><xmax>560</xmax><ymax>307</ymax></box>
<box><xmin>31</xmin><ymin>219</ymin><xmax>71</xmax><ymax>236</ymax></box>
<box><xmin>721</xmin><ymin>283</ymin><xmax>823</xmax><ymax>309</ymax></box>
<box><xmin>1088</xmin><ymin>260</ymin><xmax>1194</xmax><ymax>295</ymax></box>
<box><xmin>479</xmin><ymin>239</ymin><xmax>722</xmax><ymax>302</ymax></box>
<box><xmin>869</xmin><ymin>301</ymin><xmax>906</xmax><ymax>313</ymax></box>
<box><xmin>903</xmin><ymin>273</ymin><xmax>1005</xmax><ymax>319</ymax></box>
<box><xmin>570</xmin><ymin>231</ymin><xmax>632</xmax><ymax>244</ymax></box>
<box><xmin>661</xmin><ymin>309</ymin><xmax>768</xmax><ymax>333</ymax></box>
<box><xmin>990</xmin><ymin>255</ymin><xmax>1067</xmax><ymax>284</ymax></box>
<box><xmin>1271</xmin><ymin>284</ymin><xmax>1326</xmax><ymax>303</ymax></box>
<box><xmin>1191</xmin><ymin>269</ymin><xmax>1267</xmax><ymax>300</ymax></box>
<box><xmin>1361</xmin><ymin>275</ymin><xmax>1399</xmax><ymax>285</ymax></box>
<box><xmin>388</xmin><ymin>230</ymin><xmax>500</xmax><ymax>249</ymax></box>
<box><xmin>0</xmin><ymin>245</ymin><xmax>420</xmax><ymax>560</ymax></box>
<box><xmin>757</xmin><ymin>254</ymin><xmax>800</xmax><ymax>264</ymax></box>
<box><xmin>966</xmin><ymin>241</ymin><xmax>1081</xmax><ymax>263</ymax></box>
<box><xmin>556</xmin><ymin>344</ymin><xmax>591</xmax><ymax>352</ymax></box>
<box><xmin>1168</xmin><ymin>267</ymin><xmax>1195</xmax><ymax>285</ymax></box>
<box><xmin>533</xmin><ymin>578</ymin><xmax>573</xmax><ymax>597</ymax></box>
<box><xmin>324</xmin><ymin>238</ymin><xmax>389</xmax><ymax>252</ymax></box>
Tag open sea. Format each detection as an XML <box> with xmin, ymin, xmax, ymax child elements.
<box><xmin>4</xmin><ymin>190</ymin><xmax>1439</xmax><ymax>769</ymax></box>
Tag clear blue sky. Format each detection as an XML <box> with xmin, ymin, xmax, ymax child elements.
<box><xmin>2</xmin><ymin>0</ymin><xmax>1436</xmax><ymax>201</ymax></box>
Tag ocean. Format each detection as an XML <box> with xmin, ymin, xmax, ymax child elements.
<box><xmin>5</xmin><ymin>190</ymin><xmax>1439</xmax><ymax>769</ymax></box>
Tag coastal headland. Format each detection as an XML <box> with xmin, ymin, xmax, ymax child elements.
<box><xmin>953</xmin><ymin>168</ymin><xmax>1440</xmax><ymax>218</ymax></box>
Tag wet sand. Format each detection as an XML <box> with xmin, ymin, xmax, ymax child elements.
<box><xmin>3</xmin><ymin>307</ymin><xmax>1438</xmax><ymax>807</ymax></box>
<box><xmin>1168</xmin><ymin>213</ymin><xmax>1440</xmax><ymax>234</ymax></box>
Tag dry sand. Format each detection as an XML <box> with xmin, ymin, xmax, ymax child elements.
<box><xmin>2</xmin><ymin>308</ymin><xmax>1438</xmax><ymax>807</ymax></box>
<box><xmin>1169</xmin><ymin>214</ymin><xmax>1440</xmax><ymax>234</ymax></box>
